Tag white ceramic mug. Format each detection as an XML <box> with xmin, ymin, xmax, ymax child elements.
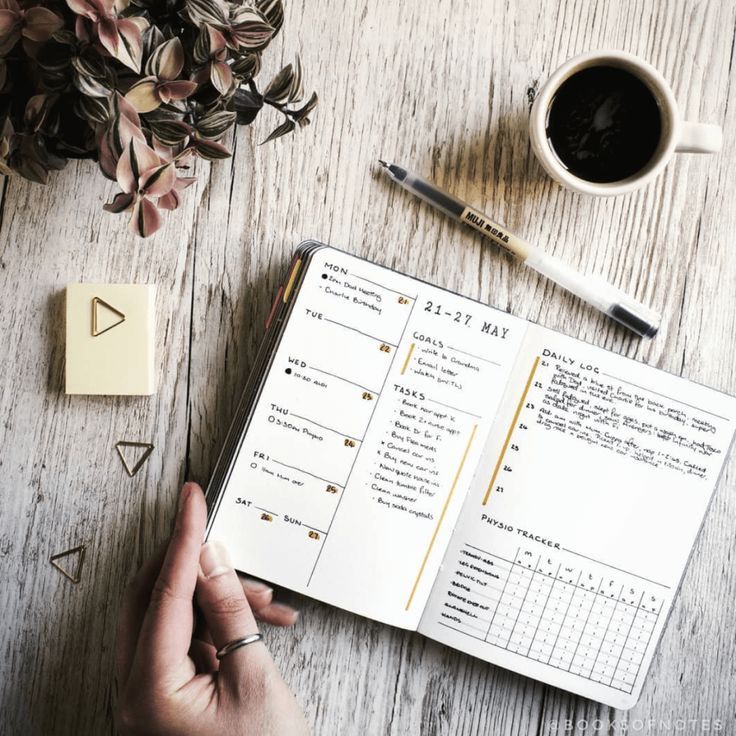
<box><xmin>529</xmin><ymin>50</ymin><xmax>722</xmax><ymax>196</ymax></box>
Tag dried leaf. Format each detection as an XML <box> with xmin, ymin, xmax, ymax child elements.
<box><xmin>116</xmin><ymin>136</ymin><xmax>160</xmax><ymax>192</ymax></box>
<box><xmin>130</xmin><ymin>137</ymin><xmax>160</xmax><ymax>179</ymax></box>
<box><xmin>192</xmin><ymin>24</ymin><xmax>210</xmax><ymax>64</ymax></box>
<box><xmin>261</xmin><ymin>117</ymin><xmax>295</xmax><ymax>144</ymax></box>
<box><xmin>115</xmin><ymin>144</ymin><xmax>136</xmax><ymax>193</ymax></box>
<box><xmin>227</xmin><ymin>6</ymin><xmax>274</xmax><ymax>50</ymax></box>
<box><xmin>104</xmin><ymin>101</ymin><xmax>146</xmax><ymax>164</ymax></box>
<box><xmin>264</xmin><ymin>57</ymin><xmax>303</xmax><ymax>104</ymax></box>
<box><xmin>96</xmin><ymin>16</ymin><xmax>119</xmax><ymax>57</ymax></box>
<box><xmin>209</xmin><ymin>59</ymin><xmax>232</xmax><ymax>95</ymax></box>
<box><xmin>146</xmin><ymin>37</ymin><xmax>184</xmax><ymax>80</ymax></box>
<box><xmin>129</xmin><ymin>196</ymin><xmax>162</xmax><ymax>237</ymax></box>
<box><xmin>195</xmin><ymin>109</ymin><xmax>235</xmax><ymax>139</ymax></box>
<box><xmin>148</xmin><ymin>119</ymin><xmax>191</xmax><ymax>145</ymax></box>
<box><xmin>65</xmin><ymin>0</ymin><xmax>98</xmax><ymax>20</ymax></box>
<box><xmin>157</xmin><ymin>188</ymin><xmax>180</xmax><ymax>210</ymax></box>
<box><xmin>24</xmin><ymin>94</ymin><xmax>50</xmax><ymax>131</ymax></box>
<box><xmin>72</xmin><ymin>49</ymin><xmax>107</xmax><ymax>79</ymax></box>
<box><xmin>115</xmin><ymin>92</ymin><xmax>141</xmax><ymax>127</ymax></box>
<box><xmin>116</xmin><ymin>17</ymin><xmax>145</xmax><ymax>73</ymax></box>
<box><xmin>157</xmin><ymin>80</ymin><xmax>197</xmax><ymax>103</ymax></box>
<box><xmin>73</xmin><ymin>70</ymin><xmax>111</xmax><ymax>98</ymax></box>
<box><xmin>139</xmin><ymin>162</ymin><xmax>175</xmax><ymax>196</ymax></box>
<box><xmin>290</xmin><ymin>90</ymin><xmax>318</xmax><ymax>122</ymax></box>
<box><xmin>22</xmin><ymin>7</ymin><xmax>63</xmax><ymax>43</ymax></box>
<box><xmin>0</xmin><ymin>9</ymin><xmax>19</xmax><ymax>40</ymax></box>
<box><xmin>263</xmin><ymin>62</ymin><xmax>293</xmax><ymax>103</ymax></box>
<box><xmin>103</xmin><ymin>190</ymin><xmax>134</xmax><ymax>213</ymax></box>
<box><xmin>193</xmin><ymin>24</ymin><xmax>226</xmax><ymax>63</ymax></box>
<box><xmin>125</xmin><ymin>77</ymin><xmax>160</xmax><ymax>113</ymax></box>
<box><xmin>230</xmin><ymin>5</ymin><xmax>276</xmax><ymax>51</ymax></box>
<box><xmin>185</xmin><ymin>0</ymin><xmax>228</xmax><ymax>27</ymax></box>
<box><xmin>127</xmin><ymin>16</ymin><xmax>150</xmax><ymax>34</ymax></box>
<box><xmin>288</xmin><ymin>55</ymin><xmax>303</xmax><ymax>103</ymax></box>
<box><xmin>11</xmin><ymin>132</ymin><xmax>66</xmax><ymax>184</ymax></box>
<box><xmin>51</xmin><ymin>28</ymin><xmax>77</xmax><ymax>45</ymax></box>
<box><xmin>233</xmin><ymin>87</ymin><xmax>263</xmax><ymax>125</ymax></box>
<box><xmin>118</xmin><ymin>113</ymin><xmax>146</xmax><ymax>145</ymax></box>
<box><xmin>231</xmin><ymin>51</ymin><xmax>260</xmax><ymax>80</ymax></box>
<box><xmin>194</xmin><ymin>137</ymin><xmax>231</xmax><ymax>160</ymax></box>
<box><xmin>75</xmin><ymin>93</ymin><xmax>110</xmax><ymax>125</ymax></box>
<box><xmin>146</xmin><ymin>172</ymin><xmax>189</xmax><ymax>205</ymax></box>
<box><xmin>255</xmin><ymin>0</ymin><xmax>283</xmax><ymax>36</ymax></box>
<box><xmin>97</xmin><ymin>132</ymin><xmax>119</xmax><ymax>179</ymax></box>
<box><xmin>174</xmin><ymin>175</ymin><xmax>196</xmax><ymax>190</ymax></box>
<box><xmin>141</xmin><ymin>23</ymin><xmax>164</xmax><ymax>61</ymax></box>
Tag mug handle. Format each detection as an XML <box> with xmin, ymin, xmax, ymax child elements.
<box><xmin>676</xmin><ymin>121</ymin><xmax>722</xmax><ymax>153</ymax></box>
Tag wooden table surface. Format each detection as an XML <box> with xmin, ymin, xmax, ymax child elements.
<box><xmin>2</xmin><ymin>0</ymin><xmax>735</xmax><ymax>733</ymax></box>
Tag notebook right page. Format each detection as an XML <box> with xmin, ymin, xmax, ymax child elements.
<box><xmin>418</xmin><ymin>325</ymin><xmax>736</xmax><ymax>709</ymax></box>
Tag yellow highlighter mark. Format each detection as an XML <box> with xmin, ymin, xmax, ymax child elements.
<box><xmin>401</xmin><ymin>342</ymin><xmax>416</xmax><ymax>375</ymax></box>
<box><xmin>405</xmin><ymin>423</ymin><xmax>478</xmax><ymax>611</ymax></box>
<box><xmin>482</xmin><ymin>356</ymin><xmax>540</xmax><ymax>505</ymax></box>
<box><xmin>282</xmin><ymin>259</ymin><xmax>302</xmax><ymax>303</ymax></box>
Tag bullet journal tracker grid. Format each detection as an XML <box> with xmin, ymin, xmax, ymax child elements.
<box><xmin>205</xmin><ymin>241</ymin><xmax>736</xmax><ymax>709</ymax></box>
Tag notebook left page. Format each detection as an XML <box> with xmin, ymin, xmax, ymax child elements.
<box><xmin>206</xmin><ymin>246</ymin><xmax>527</xmax><ymax>629</ymax></box>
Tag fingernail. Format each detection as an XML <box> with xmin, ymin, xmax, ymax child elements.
<box><xmin>200</xmin><ymin>540</ymin><xmax>231</xmax><ymax>578</ymax></box>
<box><xmin>271</xmin><ymin>602</ymin><xmax>300</xmax><ymax>620</ymax></box>
<box><xmin>245</xmin><ymin>578</ymin><xmax>273</xmax><ymax>595</ymax></box>
<box><xmin>178</xmin><ymin>483</ymin><xmax>192</xmax><ymax>514</ymax></box>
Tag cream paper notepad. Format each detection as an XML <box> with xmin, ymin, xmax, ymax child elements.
<box><xmin>65</xmin><ymin>283</ymin><xmax>156</xmax><ymax>395</ymax></box>
<box><xmin>205</xmin><ymin>242</ymin><xmax>736</xmax><ymax>709</ymax></box>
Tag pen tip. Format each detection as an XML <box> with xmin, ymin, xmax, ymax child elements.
<box><xmin>377</xmin><ymin>159</ymin><xmax>388</xmax><ymax>168</ymax></box>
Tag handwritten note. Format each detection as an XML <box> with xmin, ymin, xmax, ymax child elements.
<box><xmin>206</xmin><ymin>245</ymin><xmax>736</xmax><ymax>708</ymax></box>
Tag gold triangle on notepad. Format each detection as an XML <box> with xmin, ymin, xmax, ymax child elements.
<box><xmin>50</xmin><ymin>544</ymin><xmax>86</xmax><ymax>584</ymax></box>
<box><xmin>92</xmin><ymin>297</ymin><xmax>126</xmax><ymax>336</ymax></box>
<box><xmin>115</xmin><ymin>441</ymin><xmax>154</xmax><ymax>477</ymax></box>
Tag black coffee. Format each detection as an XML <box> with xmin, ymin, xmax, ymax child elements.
<box><xmin>545</xmin><ymin>65</ymin><xmax>661</xmax><ymax>183</ymax></box>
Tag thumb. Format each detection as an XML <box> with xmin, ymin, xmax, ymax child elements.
<box><xmin>196</xmin><ymin>541</ymin><xmax>273</xmax><ymax>681</ymax></box>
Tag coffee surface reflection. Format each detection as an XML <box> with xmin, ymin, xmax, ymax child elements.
<box><xmin>545</xmin><ymin>65</ymin><xmax>662</xmax><ymax>183</ymax></box>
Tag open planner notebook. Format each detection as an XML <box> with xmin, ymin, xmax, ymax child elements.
<box><xmin>205</xmin><ymin>241</ymin><xmax>736</xmax><ymax>709</ymax></box>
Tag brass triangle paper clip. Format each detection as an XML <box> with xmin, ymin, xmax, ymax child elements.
<box><xmin>92</xmin><ymin>297</ymin><xmax>126</xmax><ymax>336</ymax></box>
<box><xmin>50</xmin><ymin>544</ymin><xmax>87</xmax><ymax>584</ymax></box>
<box><xmin>115</xmin><ymin>441</ymin><xmax>154</xmax><ymax>477</ymax></box>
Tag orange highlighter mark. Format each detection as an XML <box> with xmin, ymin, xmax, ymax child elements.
<box><xmin>265</xmin><ymin>286</ymin><xmax>284</xmax><ymax>330</ymax></box>
<box><xmin>481</xmin><ymin>356</ymin><xmax>540</xmax><ymax>505</ymax></box>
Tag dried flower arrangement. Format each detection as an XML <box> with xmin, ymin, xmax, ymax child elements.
<box><xmin>0</xmin><ymin>0</ymin><xmax>316</xmax><ymax>235</ymax></box>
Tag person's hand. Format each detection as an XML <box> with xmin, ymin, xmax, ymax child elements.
<box><xmin>115</xmin><ymin>482</ymin><xmax>309</xmax><ymax>735</ymax></box>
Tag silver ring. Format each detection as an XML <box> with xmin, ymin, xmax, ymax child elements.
<box><xmin>216</xmin><ymin>633</ymin><xmax>263</xmax><ymax>660</ymax></box>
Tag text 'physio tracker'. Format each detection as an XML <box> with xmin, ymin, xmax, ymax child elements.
<box><xmin>205</xmin><ymin>242</ymin><xmax>736</xmax><ymax>709</ymax></box>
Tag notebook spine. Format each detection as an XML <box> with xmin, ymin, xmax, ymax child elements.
<box><xmin>203</xmin><ymin>251</ymin><xmax>306</xmax><ymax>534</ymax></box>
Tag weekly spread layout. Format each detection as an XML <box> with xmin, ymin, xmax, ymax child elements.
<box><xmin>205</xmin><ymin>241</ymin><xmax>736</xmax><ymax>709</ymax></box>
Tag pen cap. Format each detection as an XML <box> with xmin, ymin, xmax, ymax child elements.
<box><xmin>587</xmin><ymin>276</ymin><xmax>660</xmax><ymax>338</ymax></box>
<box><xmin>607</xmin><ymin>299</ymin><xmax>660</xmax><ymax>338</ymax></box>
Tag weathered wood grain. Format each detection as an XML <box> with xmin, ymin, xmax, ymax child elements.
<box><xmin>1</xmin><ymin>0</ymin><xmax>735</xmax><ymax>734</ymax></box>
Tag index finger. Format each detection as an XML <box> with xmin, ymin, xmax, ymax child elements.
<box><xmin>115</xmin><ymin>544</ymin><xmax>167</xmax><ymax>687</ymax></box>
<box><xmin>130</xmin><ymin>482</ymin><xmax>207</xmax><ymax>690</ymax></box>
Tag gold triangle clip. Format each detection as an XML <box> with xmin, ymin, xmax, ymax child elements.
<box><xmin>115</xmin><ymin>440</ymin><xmax>154</xmax><ymax>477</ymax></box>
<box><xmin>50</xmin><ymin>544</ymin><xmax>86</xmax><ymax>584</ymax></box>
<box><xmin>92</xmin><ymin>297</ymin><xmax>126</xmax><ymax>336</ymax></box>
